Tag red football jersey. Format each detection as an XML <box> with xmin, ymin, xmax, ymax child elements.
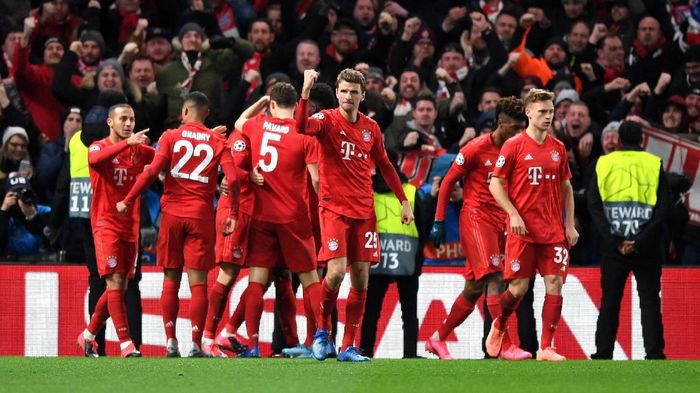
<box><xmin>435</xmin><ymin>133</ymin><xmax>505</xmax><ymax>226</ymax></box>
<box><xmin>88</xmin><ymin>138</ymin><xmax>154</xmax><ymax>241</ymax></box>
<box><xmin>296</xmin><ymin>104</ymin><xmax>405</xmax><ymax>219</ymax></box>
<box><xmin>492</xmin><ymin>131</ymin><xmax>571</xmax><ymax>243</ymax></box>
<box><xmin>153</xmin><ymin>122</ymin><xmax>228</xmax><ymax>219</ymax></box>
<box><xmin>243</xmin><ymin>113</ymin><xmax>316</xmax><ymax>224</ymax></box>
<box><xmin>218</xmin><ymin>130</ymin><xmax>254</xmax><ymax>216</ymax></box>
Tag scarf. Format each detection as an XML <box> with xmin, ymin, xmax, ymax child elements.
<box><xmin>241</xmin><ymin>51</ymin><xmax>266</xmax><ymax>99</ymax></box>
<box><xmin>179</xmin><ymin>51</ymin><xmax>202</xmax><ymax>92</ymax></box>
<box><xmin>118</xmin><ymin>8</ymin><xmax>140</xmax><ymax>45</ymax></box>
<box><xmin>78</xmin><ymin>58</ymin><xmax>100</xmax><ymax>76</ymax></box>
<box><xmin>632</xmin><ymin>35</ymin><xmax>667</xmax><ymax>59</ymax></box>
<box><xmin>597</xmin><ymin>58</ymin><xmax>625</xmax><ymax>83</ymax></box>
<box><xmin>216</xmin><ymin>2</ymin><xmax>239</xmax><ymax>38</ymax></box>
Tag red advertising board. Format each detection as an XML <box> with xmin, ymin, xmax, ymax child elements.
<box><xmin>1</xmin><ymin>265</ymin><xmax>698</xmax><ymax>359</ymax></box>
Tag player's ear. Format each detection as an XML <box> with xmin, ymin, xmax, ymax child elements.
<box><xmin>106</xmin><ymin>117</ymin><xmax>113</xmax><ymax>128</ymax></box>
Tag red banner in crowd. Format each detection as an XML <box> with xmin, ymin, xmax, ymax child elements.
<box><xmin>0</xmin><ymin>265</ymin><xmax>698</xmax><ymax>359</ymax></box>
<box><xmin>643</xmin><ymin>127</ymin><xmax>700</xmax><ymax>224</ymax></box>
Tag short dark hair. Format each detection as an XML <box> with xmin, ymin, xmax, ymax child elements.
<box><xmin>414</xmin><ymin>93</ymin><xmax>436</xmax><ymax>109</ymax></box>
<box><xmin>618</xmin><ymin>120</ymin><xmax>643</xmax><ymax>146</ymax></box>
<box><xmin>269</xmin><ymin>82</ymin><xmax>298</xmax><ymax>108</ymax></box>
<box><xmin>108</xmin><ymin>103</ymin><xmax>133</xmax><ymax>118</ymax></box>
<box><xmin>495</xmin><ymin>96</ymin><xmax>526</xmax><ymax>122</ymax></box>
<box><xmin>184</xmin><ymin>91</ymin><xmax>209</xmax><ymax>110</ymax></box>
<box><xmin>128</xmin><ymin>55</ymin><xmax>154</xmax><ymax>72</ymax></box>
<box><xmin>336</xmin><ymin>68</ymin><xmax>366</xmax><ymax>93</ymax></box>
<box><xmin>309</xmin><ymin>83</ymin><xmax>336</xmax><ymax>111</ymax></box>
<box><xmin>250</xmin><ymin>18</ymin><xmax>273</xmax><ymax>32</ymax></box>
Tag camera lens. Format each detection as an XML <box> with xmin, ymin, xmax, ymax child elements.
<box><xmin>19</xmin><ymin>188</ymin><xmax>35</xmax><ymax>205</ymax></box>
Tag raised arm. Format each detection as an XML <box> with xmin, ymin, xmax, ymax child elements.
<box><xmin>234</xmin><ymin>96</ymin><xmax>270</xmax><ymax>132</ymax></box>
<box><xmin>88</xmin><ymin>130</ymin><xmax>150</xmax><ymax>166</ymax></box>
<box><xmin>296</xmin><ymin>70</ymin><xmax>324</xmax><ymax>136</ymax></box>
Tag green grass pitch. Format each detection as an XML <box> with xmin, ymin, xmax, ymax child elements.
<box><xmin>1</xmin><ymin>358</ymin><xmax>699</xmax><ymax>393</ymax></box>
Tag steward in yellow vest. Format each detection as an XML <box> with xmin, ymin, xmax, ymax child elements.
<box><xmin>587</xmin><ymin>120</ymin><xmax>668</xmax><ymax>360</ymax></box>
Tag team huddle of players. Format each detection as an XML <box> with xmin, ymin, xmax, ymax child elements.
<box><xmin>76</xmin><ymin>67</ymin><xmax>577</xmax><ymax>362</ymax></box>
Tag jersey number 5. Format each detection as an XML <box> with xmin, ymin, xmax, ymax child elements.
<box><xmin>171</xmin><ymin>140</ymin><xmax>214</xmax><ymax>183</ymax></box>
<box><xmin>259</xmin><ymin>132</ymin><xmax>281</xmax><ymax>172</ymax></box>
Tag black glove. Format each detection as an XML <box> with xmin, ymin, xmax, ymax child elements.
<box><xmin>429</xmin><ymin>220</ymin><xmax>446</xmax><ymax>248</ymax></box>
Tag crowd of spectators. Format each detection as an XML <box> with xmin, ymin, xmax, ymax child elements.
<box><xmin>1</xmin><ymin>0</ymin><xmax>699</xmax><ymax>266</ymax></box>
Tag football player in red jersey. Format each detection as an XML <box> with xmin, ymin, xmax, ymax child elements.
<box><xmin>117</xmin><ymin>92</ymin><xmax>239</xmax><ymax>357</ymax></box>
<box><xmin>201</xmin><ymin>98</ymin><xmax>268</xmax><ymax>358</ymax></box>
<box><xmin>426</xmin><ymin>97</ymin><xmax>532</xmax><ymax>361</ymax></box>
<box><xmin>487</xmin><ymin>89</ymin><xmax>579</xmax><ymax>361</ymax></box>
<box><xmin>296</xmin><ymin>69</ymin><xmax>414</xmax><ymax>361</ymax></box>
<box><xmin>227</xmin><ymin>83</ymin><xmax>325</xmax><ymax>357</ymax></box>
<box><xmin>77</xmin><ymin>104</ymin><xmax>153</xmax><ymax>358</ymax></box>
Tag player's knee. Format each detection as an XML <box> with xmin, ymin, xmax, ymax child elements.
<box><xmin>543</xmin><ymin>275</ymin><xmax>563</xmax><ymax>295</ymax></box>
<box><xmin>325</xmin><ymin>269</ymin><xmax>345</xmax><ymax>288</ymax></box>
<box><xmin>463</xmin><ymin>280</ymin><xmax>484</xmax><ymax>300</ymax></box>
<box><xmin>508</xmin><ymin>279</ymin><xmax>529</xmax><ymax>298</ymax></box>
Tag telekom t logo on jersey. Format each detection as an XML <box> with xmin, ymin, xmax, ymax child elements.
<box><xmin>528</xmin><ymin>166</ymin><xmax>542</xmax><ymax>185</ymax></box>
<box><xmin>527</xmin><ymin>166</ymin><xmax>557</xmax><ymax>185</ymax></box>
<box><xmin>341</xmin><ymin>141</ymin><xmax>356</xmax><ymax>160</ymax></box>
<box><xmin>113</xmin><ymin>168</ymin><xmax>128</xmax><ymax>186</ymax></box>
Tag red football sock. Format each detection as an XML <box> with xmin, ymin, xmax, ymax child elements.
<box><xmin>224</xmin><ymin>290</ymin><xmax>246</xmax><ymax>334</ymax></box>
<box><xmin>106</xmin><ymin>289</ymin><xmax>130</xmax><ymax>343</ymax></box>
<box><xmin>204</xmin><ymin>281</ymin><xmax>230</xmax><ymax>339</ymax></box>
<box><xmin>87</xmin><ymin>291</ymin><xmax>109</xmax><ymax>335</ymax></box>
<box><xmin>496</xmin><ymin>289</ymin><xmax>521</xmax><ymax>330</ymax></box>
<box><xmin>437</xmin><ymin>294</ymin><xmax>475</xmax><ymax>341</ymax></box>
<box><xmin>320</xmin><ymin>279</ymin><xmax>339</xmax><ymax>330</ymax></box>
<box><xmin>244</xmin><ymin>282</ymin><xmax>265</xmax><ymax>346</ymax></box>
<box><xmin>487</xmin><ymin>294</ymin><xmax>511</xmax><ymax>346</ymax></box>
<box><xmin>341</xmin><ymin>288</ymin><xmax>367</xmax><ymax>351</ymax></box>
<box><xmin>161</xmin><ymin>278</ymin><xmax>180</xmax><ymax>340</ymax></box>
<box><xmin>541</xmin><ymin>294</ymin><xmax>563</xmax><ymax>349</ymax></box>
<box><xmin>303</xmin><ymin>286</ymin><xmax>316</xmax><ymax>347</ymax></box>
<box><xmin>275</xmin><ymin>278</ymin><xmax>299</xmax><ymax>346</ymax></box>
<box><xmin>189</xmin><ymin>283</ymin><xmax>207</xmax><ymax>346</ymax></box>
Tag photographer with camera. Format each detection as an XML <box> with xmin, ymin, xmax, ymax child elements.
<box><xmin>0</xmin><ymin>172</ymin><xmax>50</xmax><ymax>259</ymax></box>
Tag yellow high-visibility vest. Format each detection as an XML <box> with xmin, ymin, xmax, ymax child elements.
<box><xmin>372</xmin><ymin>183</ymin><xmax>419</xmax><ymax>276</ymax></box>
<box><xmin>68</xmin><ymin>131</ymin><xmax>92</xmax><ymax>218</ymax></box>
<box><xmin>595</xmin><ymin>150</ymin><xmax>661</xmax><ymax>238</ymax></box>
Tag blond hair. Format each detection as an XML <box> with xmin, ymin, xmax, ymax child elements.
<box><xmin>523</xmin><ymin>88</ymin><xmax>554</xmax><ymax>107</ymax></box>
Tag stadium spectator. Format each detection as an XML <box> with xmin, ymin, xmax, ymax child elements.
<box><xmin>28</xmin><ymin>0</ymin><xmax>82</xmax><ymax>49</ymax></box>
<box><xmin>1</xmin><ymin>26</ymin><xmax>22</xmax><ymax>79</ymax></box>
<box><xmin>76</xmin><ymin>30</ymin><xmax>107</xmax><ymax>76</ymax></box>
<box><xmin>0</xmin><ymin>172</ymin><xmax>50</xmax><ymax>260</ymax></box>
<box><xmin>154</xmin><ymin>22</ymin><xmax>253</xmax><ymax>129</ymax></box>
<box><xmin>142</xmin><ymin>27</ymin><xmax>173</xmax><ymax>71</ymax></box>
<box><xmin>13</xmin><ymin>16</ymin><xmax>66</xmax><ymax>143</ymax></box>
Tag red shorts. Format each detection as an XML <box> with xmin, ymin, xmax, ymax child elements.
<box><xmin>504</xmin><ymin>236</ymin><xmax>569</xmax><ymax>281</ymax></box>
<box><xmin>246</xmin><ymin>217</ymin><xmax>317</xmax><ymax>273</ymax></box>
<box><xmin>460</xmin><ymin>212</ymin><xmax>504</xmax><ymax>281</ymax></box>
<box><xmin>157</xmin><ymin>212</ymin><xmax>215</xmax><ymax>271</ymax></box>
<box><xmin>93</xmin><ymin>229</ymin><xmax>137</xmax><ymax>278</ymax></box>
<box><xmin>317</xmin><ymin>207</ymin><xmax>379</xmax><ymax>264</ymax></box>
<box><xmin>215</xmin><ymin>208</ymin><xmax>251</xmax><ymax>266</ymax></box>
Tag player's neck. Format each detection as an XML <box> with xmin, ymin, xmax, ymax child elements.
<box><xmin>525</xmin><ymin>127</ymin><xmax>548</xmax><ymax>144</ymax></box>
<box><xmin>492</xmin><ymin>130</ymin><xmax>505</xmax><ymax>147</ymax></box>
<box><xmin>272</xmin><ymin>108</ymin><xmax>294</xmax><ymax>119</ymax></box>
<box><xmin>339</xmin><ymin>107</ymin><xmax>359</xmax><ymax>123</ymax></box>
<box><xmin>108</xmin><ymin>132</ymin><xmax>123</xmax><ymax>145</ymax></box>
